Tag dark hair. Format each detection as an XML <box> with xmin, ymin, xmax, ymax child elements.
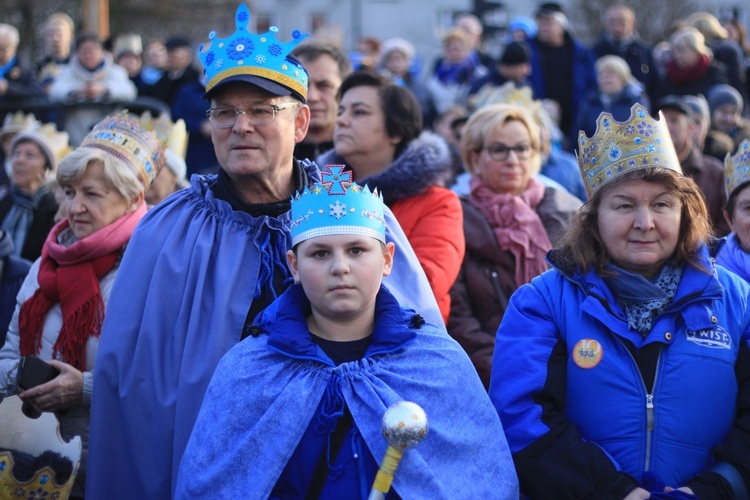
<box><xmin>726</xmin><ymin>181</ymin><xmax>750</xmax><ymax>222</ymax></box>
<box><xmin>292</xmin><ymin>42</ymin><xmax>352</xmax><ymax>79</ymax></box>
<box><xmin>337</xmin><ymin>70</ymin><xmax>422</xmax><ymax>157</ymax></box>
<box><xmin>75</xmin><ymin>33</ymin><xmax>102</xmax><ymax>51</ymax></box>
<box><xmin>558</xmin><ymin>168</ymin><xmax>712</xmax><ymax>275</ymax></box>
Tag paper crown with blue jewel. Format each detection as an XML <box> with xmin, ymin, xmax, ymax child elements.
<box><xmin>197</xmin><ymin>3</ymin><xmax>309</xmax><ymax>101</ymax></box>
<box><xmin>725</xmin><ymin>139</ymin><xmax>750</xmax><ymax>199</ymax></box>
<box><xmin>577</xmin><ymin>103</ymin><xmax>681</xmax><ymax>198</ymax></box>
<box><xmin>290</xmin><ymin>165</ymin><xmax>386</xmax><ymax>246</ymax></box>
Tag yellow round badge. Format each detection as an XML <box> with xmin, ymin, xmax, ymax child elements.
<box><xmin>572</xmin><ymin>339</ymin><xmax>603</xmax><ymax>369</ymax></box>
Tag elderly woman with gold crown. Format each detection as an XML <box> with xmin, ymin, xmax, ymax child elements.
<box><xmin>490</xmin><ymin>104</ymin><xmax>750</xmax><ymax>499</ymax></box>
<box><xmin>446</xmin><ymin>98</ymin><xmax>581</xmax><ymax>388</ymax></box>
<box><xmin>717</xmin><ymin>140</ymin><xmax>750</xmax><ymax>282</ymax></box>
<box><xmin>0</xmin><ymin>122</ymin><xmax>70</xmax><ymax>262</ymax></box>
<box><xmin>0</xmin><ymin>111</ymin><xmax>163</xmax><ymax>497</ymax></box>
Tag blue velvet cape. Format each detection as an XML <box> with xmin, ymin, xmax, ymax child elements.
<box><xmin>176</xmin><ymin>284</ymin><xmax>519</xmax><ymax>498</ymax></box>
<box><xmin>86</xmin><ymin>162</ymin><xmax>445</xmax><ymax>499</ymax></box>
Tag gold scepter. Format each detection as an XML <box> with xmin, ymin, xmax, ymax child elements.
<box><xmin>368</xmin><ymin>401</ymin><xmax>429</xmax><ymax>500</ymax></box>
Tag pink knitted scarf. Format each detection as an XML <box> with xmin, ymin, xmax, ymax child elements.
<box><xmin>469</xmin><ymin>177</ymin><xmax>552</xmax><ymax>286</ymax></box>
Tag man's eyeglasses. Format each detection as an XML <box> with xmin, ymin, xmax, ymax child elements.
<box><xmin>206</xmin><ymin>103</ymin><xmax>298</xmax><ymax>128</ymax></box>
<box><xmin>481</xmin><ymin>144</ymin><xmax>534</xmax><ymax>161</ymax></box>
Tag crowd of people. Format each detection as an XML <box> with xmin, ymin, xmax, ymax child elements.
<box><xmin>0</xmin><ymin>1</ymin><xmax>750</xmax><ymax>499</ymax></box>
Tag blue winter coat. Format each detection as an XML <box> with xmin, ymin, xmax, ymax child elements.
<box><xmin>490</xmin><ymin>241</ymin><xmax>750</xmax><ymax>498</ymax></box>
<box><xmin>575</xmin><ymin>83</ymin><xmax>651</xmax><ymax>140</ymax></box>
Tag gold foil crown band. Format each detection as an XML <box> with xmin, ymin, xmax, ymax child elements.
<box><xmin>577</xmin><ymin>104</ymin><xmax>681</xmax><ymax>198</ymax></box>
<box><xmin>79</xmin><ymin>112</ymin><xmax>166</xmax><ymax>188</ymax></box>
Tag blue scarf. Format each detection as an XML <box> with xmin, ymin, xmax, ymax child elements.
<box><xmin>0</xmin><ymin>56</ymin><xmax>16</xmax><ymax>79</ymax></box>
<box><xmin>1</xmin><ymin>184</ymin><xmax>49</xmax><ymax>257</ymax></box>
<box><xmin>603</xmin><ymin>262</ymin><xmax>683</xmax><ymax>335</ymax></box>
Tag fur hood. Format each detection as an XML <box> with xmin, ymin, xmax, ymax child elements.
<box><xmin>317</xmin><ymin>131</ymin><xmax>452</xmax><ymax>205</ymax></box>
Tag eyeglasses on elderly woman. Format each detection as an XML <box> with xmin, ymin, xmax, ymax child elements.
<box><xmin>480</xmin><ymin>143</ymin><xmax>534</xmax><ymax>162</ymax></box>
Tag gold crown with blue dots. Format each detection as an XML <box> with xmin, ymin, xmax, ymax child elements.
<box><xmin>290</xmin><ymin>165</ymin><xmax>386</xmax><ymax>246</ymax></box>
<box><xmin>577</xmin><ymin>104</ymin><xmax>681</xmax><ymax>198</ymax></box>
<box><xmin>725</xmin><ymin>139</ymin><xmax>750</xmax><ymax>198</ymax></box>
<box><xmin>197</xmin><ymin>3</ymin><xmax>309</xmax><ymax>101</ymax></box>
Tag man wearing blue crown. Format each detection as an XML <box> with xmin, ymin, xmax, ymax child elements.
<box><xmin>176</xmin><ymin>174</ymin><xmax>518</xmax><ymax>498</ymax></box>
<box><xmin>86</xmin><ymin>5</ymin><xmax>444</xmax><ymax>498</ymax></box>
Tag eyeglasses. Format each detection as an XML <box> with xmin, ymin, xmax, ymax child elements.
<box><xmin>206</xmin><ymin>103</ymin><xmax>298</xmax><ymax>128</ymax></box>
<box><xmin>481</xmin><ymin>144</ymin><xmax>534</xmax><ymax>161</ymax></box>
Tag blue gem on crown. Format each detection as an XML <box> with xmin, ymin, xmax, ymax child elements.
<box><xmin>197</xmin><ymin>3</ymin><xmax>309</xmax><ymax>100</ymax></box>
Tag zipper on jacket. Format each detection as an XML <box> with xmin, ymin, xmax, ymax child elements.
<box><xmin>489</xmin><ymin>270</ymin><xmax>509</xmax><ymax>311</ymax></box>
<box><xmin>616</xmin><ymin>338</ymin><xmax>662</xmax><ymax>472</ymax></box>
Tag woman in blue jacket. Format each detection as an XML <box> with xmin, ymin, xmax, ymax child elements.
<box><xmin>491</xmin><ymin>104</ymin><xmax>750</xmax><ymax>499</ymax></box>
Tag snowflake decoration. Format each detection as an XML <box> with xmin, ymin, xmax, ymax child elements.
<box><xmin>237</xmin><ymin>10</ymin><xmax>248</xmax><ymax>23</ymax></box>
<box><xmin>205</xmin><ymin>52</ymin><xmax>215</xmax><ymax>66</ymax></box>
<box><xmin>329</xmin><ymin>201</ymin><xmax>347</xmax><ymax>219</ymax></box>
<box><xmin>255</xmin><ymin>54</ymin><xmax>267</xmax><ymax>64</ymax></box>
<box><xmin>214</xmin><ymin>59</ymin><xmax>223</xmax><ymax>70</ymax></box>
<box><xmin>226</xmin><ymin>37</ymin><xmax>254</xmax><ymax>60</ymax></box>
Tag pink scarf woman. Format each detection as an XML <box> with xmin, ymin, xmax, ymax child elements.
<box><xmin>469</xmin><ymin>176</ymin><xmax>552</xmax><ymax>286</ymax></box>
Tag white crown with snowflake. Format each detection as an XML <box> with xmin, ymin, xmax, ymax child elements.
<box><xmin>290</xmin><ymin>165</ymin><xmax>386</xmax><ymax>246</ymax></box>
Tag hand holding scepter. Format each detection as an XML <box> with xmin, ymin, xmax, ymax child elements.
<box><xmin>367</xmin><ymin>401</ymin><xmax>429</xmax><ymax>500</ymax></box>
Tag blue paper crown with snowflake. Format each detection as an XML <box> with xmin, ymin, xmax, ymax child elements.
<box><xmin>197</xmin><ymin>3</ymin><xmax>309</xmax><ymax>100</ymax></box>
<box><xmin>290</xmin><ymin>165</ymin><xmax>386</xmax><ymax>246</ymax></box>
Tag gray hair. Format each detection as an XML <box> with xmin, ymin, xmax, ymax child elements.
<box><xmin>0</xmin><ymin>24</ymin><xmax>19</xmax><ymax>48</ymax></box>
<box><xmin>57</xmin><ymin>147</ymin><xmax>145</xmax><ymax>201</ymax></box>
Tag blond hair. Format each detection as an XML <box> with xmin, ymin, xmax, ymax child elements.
<box><xmin>460</xmin><ymin>103</ymin><xmax>542</xmax><ymax>176</ymax></box>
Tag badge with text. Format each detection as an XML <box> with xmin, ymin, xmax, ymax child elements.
<box><xmin>572</xmin><ymin>338</ymin><xmax>603</xmax><ymax>369</ymax></box>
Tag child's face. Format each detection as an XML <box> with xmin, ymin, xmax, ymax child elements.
<box><xmin>287</xmin><ymin>234</ymin><xmax>395</xmax><ymax>322</ymax></box>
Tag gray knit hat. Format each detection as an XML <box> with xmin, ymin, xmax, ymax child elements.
<box><xmin>707</xmin><ymin>84</ymin><xmax>744</xmax><ymax>113</ymax></box>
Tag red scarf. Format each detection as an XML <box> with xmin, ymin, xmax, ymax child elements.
<box><xmin>666</xmin><ymin>54</ymin><xmax>711</xmax><ymax>85</ymax></box>
<box><xmin>469</xmin><ymin>177</ymin><xmax>552</xmax><ymax>287</ymax></box>
<box><xmin>19</xmin><ymin>202</ymin><xmax>147</xmax><ymax>370</ymax></box>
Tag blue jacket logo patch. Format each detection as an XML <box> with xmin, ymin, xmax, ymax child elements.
<box><xmin>686</xmin><ymin>326</ymin><xmax>732</xmax><ymax>349</ymax></box>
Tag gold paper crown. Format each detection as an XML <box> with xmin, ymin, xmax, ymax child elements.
<box><xmin>0</xmin><ymin>111</ymin><xmax>40</xmax><ymax>139</ymax></box>
<box><xmin>11</xmin><ymin>123</ymin><xmax>72</xmax><ymax>170</ymax></box>
<box><xmin>470</xmin><ymin>82</ymin><xmax>542</xmax><ymax>117</ymax></box>
<box><xmin>139</xmin><ymin>111</ymin><xmax>188</xmax><ymax>159</ymax></box>
<box><xmin>80</xmin><ymin>111</ymin><xmax>166</xmax><ymax>188</ymax></box>
<box><xmin>0</xmin><ymin>396</ymin><xmax>81</xmax><ymax>500</ymax></box>
<box><xmin>577</xmin><ymin>104</ymin><xmax>681</xmax><ymax>198</ymax></box>
<box><xmin>725</xmin><ymin>139</ymin><xmax>750</xmax><ymax>198</ymax></box>
<box><xmin>0</xmin><ymin>450</ymin><xmax>79</xmax><ymax>499</ymax></box>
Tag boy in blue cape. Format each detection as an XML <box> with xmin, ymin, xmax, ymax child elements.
<box><xmin>176</xmin><ymin>168</ymin><xmax>518</xmax><ymax>498</ymax></box>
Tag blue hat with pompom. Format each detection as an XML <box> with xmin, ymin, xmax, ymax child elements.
<box><xmin>197</xmin><ymin>3</ymin><xmax>309</xmax><ymax>102</ymax></box>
